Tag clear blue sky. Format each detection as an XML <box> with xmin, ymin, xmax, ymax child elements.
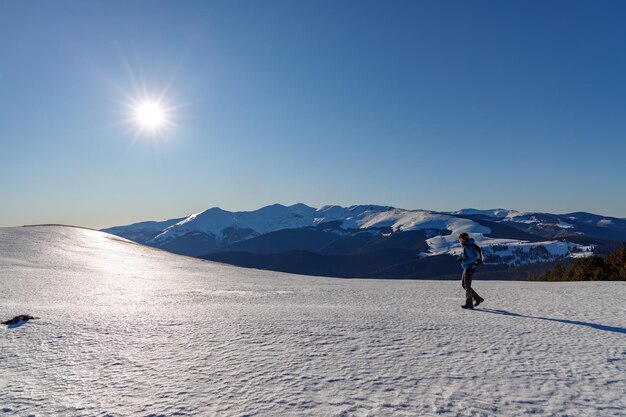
<box><xmin>1</xmin><ymin>0</ymin><xmax>625</xmax><ymax>228</ymax></box>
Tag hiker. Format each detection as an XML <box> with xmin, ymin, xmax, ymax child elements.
<box><xmin>457</xmin><ymin>232</ymin><xmax>484</xmax><ymax>309</ymax></box>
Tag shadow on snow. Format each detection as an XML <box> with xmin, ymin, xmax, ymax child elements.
<box><xmin>477</xmin><ymin>309</ymin><xmax>626</xmax><ymax>335</ymax></box>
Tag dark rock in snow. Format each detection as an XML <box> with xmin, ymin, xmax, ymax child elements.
<box><xmin>2</xmin><ymin>315</ymin><xmax>39</xmax><ymax>325</ymax></box>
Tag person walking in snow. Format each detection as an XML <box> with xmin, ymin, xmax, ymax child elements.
<box><xmin>457</xmin><ymin>232</ymin><xmax>484</xmax><ymax>310</ymax></box>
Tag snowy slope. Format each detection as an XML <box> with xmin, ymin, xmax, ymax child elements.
<box><xmin>99</xmin><ymin>205</ymin><xmax>611</xmax><ymax>276</ymax></box>
<box><xmin>1</xmin><ymin>226</ymin><xmax>624</xmax><ymax>416</ymax></box>
<box><xmin>342</xmin><ymin>208</ymin><xmax>490</xmax><ymax>234</ymax></box>
<box><xmin>152</xmin><ymin>204</ymin><xmax>318</xmax><ymax>244</ymax></box>
<box><xmin>148</xmin><ymin>204</ymin><xmax>398</xmax><ymax>246</ymax></box>
<box><xmin>342</xmin><ymin>209</ymin><xmax>591</xmax><ymax>265</ymax></box>
<box><xmin>101</xmin><ymin>216</ymin><xmax>187</xmax><ymax>243</ymax></box>
<box><xmin>426</xmin><ymin>233</ymin><xmax>593</xmax><ymax>265</ymax></box>
<box><xmin>104</xmin><ymin>204</ymin><xmax>497</xmax><ymax>253</ymax></box>
<box><xmin>452</xmin><ymin>208</ymin><xmax>524</xmax><ymax>219</ymax></box>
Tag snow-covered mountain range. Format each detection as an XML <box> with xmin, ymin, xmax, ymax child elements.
<box><xmin>103</xmin><ymin>204</ymin><xmax>626</xmax><ymax>279</ymax></box>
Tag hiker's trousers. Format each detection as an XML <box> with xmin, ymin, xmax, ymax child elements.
<box><xmin>461</xmin><ymin>268</ymin><xmax>482</xmax><ymax>306</ymax></box>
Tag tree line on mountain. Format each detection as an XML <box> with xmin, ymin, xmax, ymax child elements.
<box><xmin>528</xmin><ymin>244</ymin><xmax>626</xmax><ymax>281</ymax></box>
<box><xmin>487</xmin><ymin>245</ymin><xmax>556</xmax><ymax>266</ymax></box>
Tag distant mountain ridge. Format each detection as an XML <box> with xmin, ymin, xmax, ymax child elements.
<box><xmin>102</xmin><ymin>204</ymin><xmax>626</xmax><ymax>279</ymax></box>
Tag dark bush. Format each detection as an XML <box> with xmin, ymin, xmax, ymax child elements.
<box><xmin>529</xmin><ymin>243</ymin><xmax>626</xmax><ymax>281</ymax></box>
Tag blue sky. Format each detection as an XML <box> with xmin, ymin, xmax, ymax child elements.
<box><xmin>1</xmin><ymin>0</ymin><xmax>625</xmax><ymax>228</ymax></box>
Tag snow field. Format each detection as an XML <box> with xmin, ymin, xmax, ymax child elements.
<box><xmin>0</xmin><ymin>227</ymin><xmax>624</xmax><ymax>416</ymax></box>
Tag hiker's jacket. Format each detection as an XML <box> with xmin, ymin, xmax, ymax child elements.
<box><xmin>461</xmin><ymin>238</ymin><xmax>479</xmax><ymax>270</ymax></box>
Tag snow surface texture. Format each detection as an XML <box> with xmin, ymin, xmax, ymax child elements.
<box><xmin>1</xmin><ymin>226</ymin><xmax>624</xmax><ymax>416</ymax></box>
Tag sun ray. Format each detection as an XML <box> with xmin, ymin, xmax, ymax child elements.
<box><xmin>93</xmin><ymin>46</ymin><xmax>191</xmax><ymax>161</ymax></box>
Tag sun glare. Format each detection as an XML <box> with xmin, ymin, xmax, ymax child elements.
<box><xmin>136</xmin><ymin>101</ymin><xmax>165</xmax><ymax>129</ymax></box>
<box><xmin>109</xmin><ymin>58</ymin><xmax>181</xmax><ymax>141</ymax></box>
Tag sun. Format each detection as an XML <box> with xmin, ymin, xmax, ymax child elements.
<box><xmin>114</xmin><ymin>92</ymin><xmax>177</xmax><ymax>142</ymax></box>
<box><xmin>108</xmin><ymin>57</ymin><xmax>182</xmax><ymax>140</ymax></box>
<box><xmin>135</xmin><ymin>101</ymin><xmax>166</xmax><ymax>130</ymax></box>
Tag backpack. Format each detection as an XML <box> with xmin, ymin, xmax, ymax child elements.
<box><xmin>470</xmin><ymin>243</ymin><xmax>484</xmax><ymax>266</ymax></box>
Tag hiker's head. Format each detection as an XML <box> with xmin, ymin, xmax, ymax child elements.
<box><xmin>459</xmin><ymin>232</ymin><xmax>470</xmax><ymax>246</ymax></box>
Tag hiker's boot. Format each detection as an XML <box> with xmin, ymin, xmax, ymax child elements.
<box><xmin>464</xmin><ymin>291</ymin><xmax>474</xmax><ymax>309</ymax></box>
<box><xmin>474</xmin><ymin>297</ymin><xmax>485</xmax><ymax>307</ymax></box>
